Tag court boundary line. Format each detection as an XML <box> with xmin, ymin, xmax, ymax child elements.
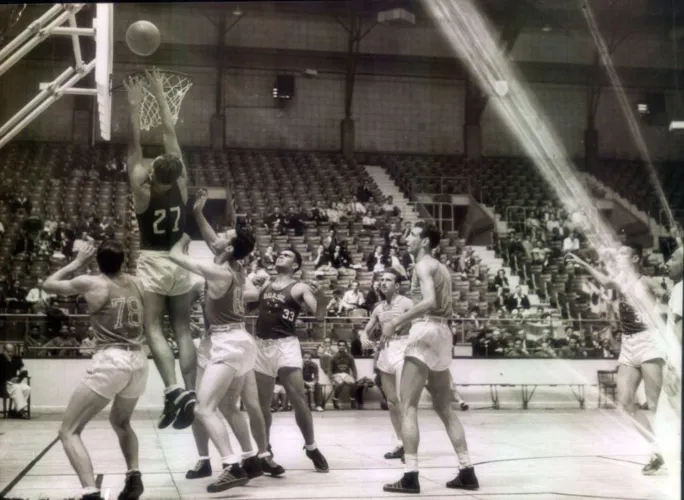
<box><xmin>0</xmin><ymin>436</ymin><xmax>59</xmax><ymax>498</ymax></box>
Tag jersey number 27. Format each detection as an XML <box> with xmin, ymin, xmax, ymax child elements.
<box><xmin>153</xmin><ymin>206</ymin><xmax>181</xmax><ymax>235</ymax></box>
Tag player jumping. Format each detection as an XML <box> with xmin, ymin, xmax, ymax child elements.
<box><xmin>44</xmin><ymin>241</ymin><xmax>147</xmax><ymax>500</ymax></box>
<box><xmin>567</xmin><ymin>243</ymin><xmax>669</xmax><ymax>475</ymax></box>
<box><xmin>125</xmin><ymin>70</ymin><xmax>196</xmax><ymax>430</ymax></box>
<box><xmin>380</xmin><ymin>223</ymin><xmax>479</xmax><ymax>493</ymax></box>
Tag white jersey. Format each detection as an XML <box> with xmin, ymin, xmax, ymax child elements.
<box><xmin>668</xmin><ymin>281</ymin><xmax>682</xmax><ymax>342</ymax></box>
<box><xmin>372</xmin><ymin>295</ymin><xmax>414</xmax><ymax>336</ymax></box>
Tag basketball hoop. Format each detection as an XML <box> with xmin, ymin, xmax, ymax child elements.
<box><xmin>127</xmin><ymin>69</ymin><xmax>193</xmax><ymax>131</ymax></box>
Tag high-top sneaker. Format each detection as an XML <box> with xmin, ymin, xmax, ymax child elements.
<box><xmin>384</xmin><ymin>445</ymin><xmax>405</xmax><ymax>460</ymax></box>
<box><xmin>242</xmin><ymin>455</ymin><xmax>264</xmax><ymax>479</ymax></box>
<box><xmin>81</xmin><ymin>492</ymin><xmax>104</xmax><ymax>500</ymax></box>
<box><xmin>157</xmin><ymin>388</ymin><xmax>183</xmax><ymax>429</ymax></box>
<box><xmin>118</xmin><ymin>470</ymin><xmax>144</xmax><ymax>500</ymax></box>
<box><xmin>304</xmin><ymin>446</ymin><xmax>329</xmax><ymax>472</ymax></box>
<box><xmin>186</xmin><ymin>459</ymin><xmax>212</xmax><ymax>479</ymax></box>
<box><xmin>206</xmin><ymin>463</ymin><xmax>249</xmax><ymax>493</ymax></box>
<box><xmin>332</xmin><ymin>398</ymin><xmax>340</xmax><ymax>410</ymax></box>
<box><xmin>261</xmin><ymin>456</ymin><xmax>285</xmax><ymax>477</ymax></box>
<box><xmin>446</xmin><ymin>466</ymin><xmax>480</xmax><ymax>490</ymax></box>
<box><xmin>383</xmin><ymin>471</ymin><xmax>420</xmax><ymax>493</ymax></box>
<box><xmin>172</xmin><ymin>390</ymin><xmax>197</xmax><ymax>429</ymax></box>
<box><xmin>642</xmin><ymin>454</ymin><xmax>666</xmax><ymax>475</ymax></box>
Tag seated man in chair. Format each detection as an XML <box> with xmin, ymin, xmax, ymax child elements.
<box><xmin>329</xmin><ymin>340</ymin><xmax>358</xmax><ymax>409</ymax></box>
<box><xmin>0</xmin><ymin>343</ymin><xmax>30</xmax><ymax>418</ymax></box>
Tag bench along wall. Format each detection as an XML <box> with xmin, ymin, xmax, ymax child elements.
<box><xmin>24</xmin><ymin>357</ymin><xmax>622</xmax><ymax>411</ymax></box>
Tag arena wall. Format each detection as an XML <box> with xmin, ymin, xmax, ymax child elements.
<box><xmin>24</xmin><ymin>357</ymin><xmax>618</xmax><ymax>412</ymax></box>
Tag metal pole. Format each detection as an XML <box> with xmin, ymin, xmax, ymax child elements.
<box><xmin>0</xmin><ymin>67</ymin><xmax>74</xmax><ymax>138</ymax></box>
<box><xmin>67</xmin><ymin>14</ymin><xmax>84</xmax><ymax>66</ymax></box>
<box><xmin>0</xmin><ymin>59</ymin><xmax>95</xmax><ymax>150</ymax></box>
<box><xmin>0</xmin><ymin>8</ymin><xmax>79</xmax><ymax>78</ymax></box>
<box><xmin>50</xmin><ymin>27</ymin><xmax>95</xmax><ymax>37</ymax></box>
<box><xmin>0</xmin><ymin>4</ymin><xmax>64</xmax><ymax>64</ymax></box>
<box><xmin>58</xmin><ymin>88</ymin><xmax>98</xmax><ymax>96</ymax></box>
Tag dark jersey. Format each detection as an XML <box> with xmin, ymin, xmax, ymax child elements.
<box><xmin>136</xmin><ymin>182</ymin><xmax>186</xmax><ymax>251</ymax></box>
<box><xmin>618</xmin><ymin>276</ymin><xmax>648</xmax><ymax>335</ymax></box>
<box><xmin>256</xmin><ymin>281</ymin><xmax>301</xmax><ymax>340</ymax></box>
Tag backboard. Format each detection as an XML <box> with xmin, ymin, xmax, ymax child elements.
<box><xmin>95</xmin><ymin>3</ymin><xmax>113</xmax><ymax>141</ymax></box>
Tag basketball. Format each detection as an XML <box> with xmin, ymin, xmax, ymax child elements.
<box><xmin>125</xmin><ymin>20</ymin><xmax>161</xmax><ymax>57</ymax></box>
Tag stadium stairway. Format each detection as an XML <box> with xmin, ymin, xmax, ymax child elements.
<box><xmin>364</xmin><ymin>165</ymin><xmax>421</xmax><ymax>225</ymax></box>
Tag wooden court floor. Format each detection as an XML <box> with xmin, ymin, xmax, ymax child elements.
<box><xmin>0</xmin><ymin>409</ymin><xmax>679</xmax><ymax>500</ymax></box>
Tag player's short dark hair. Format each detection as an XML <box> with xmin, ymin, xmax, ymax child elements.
<box><xmin>414</xmin><ymin>222</ymin><xmax>441</xmax><ymax>250</ymax></box>
<box><xmin>152</xmin><ymin>154</ymin><xmax>183</xmax><ymax>185</ymax></box>
<box><xmin>232</xmin><ymin>224</ymin><xmax>255</xmax><ymax>261</ymax></box>
<box><xmin>97</xmin><ymin>239</ymin><xmax>125</xmax><ymax>275</ymax></box>
<box><xmin>284</xmin><ymin>247</ymin><xmax>302</xmax><ymax>272</ymax></box>
<box><xmin>381</xmin><ymin>268</ymin><xmax>403</xmax><ymax>283</ymax></box>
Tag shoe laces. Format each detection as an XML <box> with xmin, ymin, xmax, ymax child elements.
<box><xmin>192</xmin><ymin>460</ymin><xmax>207</xmax><ymax>471</ymax></box>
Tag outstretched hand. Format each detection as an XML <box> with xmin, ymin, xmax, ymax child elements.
<box><xmin>194</xmin><ymin>188</ymin><xmax>208</xmax><ymax>213</ymax></box>
<box><xmin>145</xmin><ymin>68</ymin><xmax>165</xmax><ymax>96</ymax></box>
<box><xmin>74</xmin><ymin>243</ymin><xmax>97</xmax><ymax>267</ymax></box>
<box><xmin>124</xmin><ymin>76</ymin><xmax>143</xmax><ymax>107</ymax></box>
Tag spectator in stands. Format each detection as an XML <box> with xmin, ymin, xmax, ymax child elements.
<box><xmin>313</xmin><ymin>244</ymin><xmax>331</xmax><ymax>270</ymax></box>
<box><xmin>507</xmin><ymin>286</ymin><xmax>531</xmax><ymax>312</ymax></box>
<box><xmin>401</xmin><ymin>221</ymin><xmax>412</xmax><ymax>244</ymax></box>
<box><xmin>5</xmin><ymin>281</ymin><xmax>28</xmax><ymax>311</ymax></box>
<box><xmin>330</xmin><ymin>244</ymin><xmax>352</xmax><ymax>270</ymax></box>
<box><xmin>302</xmin><ymin>351</ymin><xmax>324</xmax><ymax>412</ymax></box>
<box><xmin>24</xmin><ymin>325</ymin><xmax>49</xmax><ymax>355</ymax></box>
<box><xmin>367</xmin><ymin>245</ymin><xmax>388</xmax><ymax>273</ymax></box>
<box><xmin>563</xmin><ymin>231</ymin><xmax>581</xmax><ymax>254</ymax></box>
<box><xmin>388</xmin><ymin>247</ymin><xmax>409</xmax><ymax>279</ymax></box>
<box><xmin>43</xmin><ymin>324</ymin><xmax>80</xmax><ymax>357</ymax></box>
<box><xmin>266</xmin><ymin>206</ymin><xmax>285</xmax><ymax>234</ymax></box>
<box><xmin>285</xmin><ymin>206</ymin><xmax>305</xmax><ymax>236</ymax></box>
<box><xmin>494</xmin><ymin>269</ymin><xmax>510</xmax><ymax>295</ymax></box>
<box><xmin>361</xmin><ymin>211</ymin><xmax>377</xmax><ymax>231</ymax></box>
<box><xmin>13</xmin><ymin>229</ymin><xmax>34</xmax><ymax>256</ymax></box>
<box><xmin>11</xmin><ymin>190</ymin><xmax>31</xmax><ymax>215</ymax></box>
<box><xmin>534</xmin><ymin>339</ymin><xmax>558</xmax><ymax>358</ymax></box>
<box><xmin>323</xmin><ymin>229</ymin><xmax>338</xmax><ymax>253</ymax></box>
<box><xmin>531</xmin><ymin>239</ymin><xmax>551</xmax><ymax>265</ymax></box>
<box><xmin>0</xmin><ymin>343</ymin><xmax>30</xmax><ymax>418</ymax></box>
<box><xmin>505</xmin><ymin>338</ymin><xmax>529</xmax><ymax>357</ymax></box>
<box><xmin>381</xmin><ymin>196</ymin><xmax>400</xmax><ymax>217</ymax></box>
<box><xmin>311</xmin><ymin>201</ymin><xmax>328</xmax><ymax>223</ymax></box>
<box><xmin>326</xmin><ymin>290</ymin><xmax>343</xmax><ymax>317</ymax></box>
<box><xmin>25</xmin><ymin>279</ymin><xmax>54</xmax><ymax>314</ymax></box>
<box><xmin>363</xmin><ymin>279</ymin><xmax>384</xmax><ymax>313</ymax></box>
<box><xmin>356</xmin><ymin>181</ymin><xmax>373</xmax><ymax>203</ymax></box>
<box><xmin>330</xmin><ymin>340</ymin><xmax>358</xmax><ymax>409</ymax></box>
<box><xmin>262</xmin><ymin>245</ymin><xmax>276</xmax><ymax>269</ymax></box>
<box><xmin>348</xmin><ymin>198</ymin><xmax>366</xmax><ymax>218</ymax></box>
<box><xmin>326</xmin><ymin>201</ymin><xmax>342</xmax><ymax>225</ymax></box>
<box><xmin>559</xmin><ymin>336</ymin><xmax>588</xmax><ymax>358</ymax></box>
<box><xmin>339</xmin><ymin>282</ymin><xmax>365</xmax><ymax>316</ymax></box>
<box><xmin>272</xmin><ymin>376</ymin><xmax>291</xmax><ymax>412</ymax></box>
<box><xmin>79</xmin><ymin>327</ymin><xmax>96</xmax><ymax>357</ymax></box>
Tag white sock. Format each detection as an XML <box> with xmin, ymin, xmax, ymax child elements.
<box><xmin>404</xmin><ymin>453</ymin><xmax>418</xmax><ymax>473</ymax></box>
<box><xmin>396</xmin><ymin>438</ymin><xmax>403</xmax><ymax>447</ymax></box>
<box><xmin>304</xmin><ymin>442</ymin><xmax>317</xmax><ymax>451</ymax></box>
<box><xmin>242</xmin><ymin>450</ymin><xmax>257</xmax><ymax>460</ymax></box>
<box><xmin>82</xmin><ymin>486</ymin><xmax>100</xmax><ymax>495</ymax></box>
<box><xmin>198</xmin><ymin>456</ymin><xmax>209</xmax><ymax>461</ymax></box>
<box><xmin>164</xmin><ymin>384</ymin><xmax>183</xmax><ymax>395</ymax></box>
<box><xmin>257</xmin><ymin>451</ymin><xmax>271</xmax><ymax>459</ymax></box>
<box><xmin>221</xmin><ymin>455</ymin><xmax>239</xmax><ymax>466</ymax></box>
<box><xmin>457</xmin><ymin>450</ymin><xmax>472</xmax><ymax>468</ymax></box>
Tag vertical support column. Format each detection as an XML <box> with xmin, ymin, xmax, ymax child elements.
<box><xmin>464</xmin><ymin>77</ymin><xmax>483</xmax><ymax>160</ymax></box>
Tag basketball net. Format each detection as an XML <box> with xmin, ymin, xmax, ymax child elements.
<box><xmin>128</xmin><ymin>70</ymin><xmax>193</xmax><ymax>131</ymax></box>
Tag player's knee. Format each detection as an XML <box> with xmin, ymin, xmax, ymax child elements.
<box><xmin>194</xmin><ymin>402</ymin><xmax>214</xmax><ymax>421</ymax></box>
<box><xmin>109</xmin><ymin>413</ymin><xmax>132</xmax><ymax>434</ymax></box>
<box><xmin>617</xmin><ymin>399</ymin><xmax>636</xmax><ymax>416</ymax></box>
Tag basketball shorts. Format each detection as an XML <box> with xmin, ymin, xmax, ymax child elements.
<box><xmin>196</xmin><ymin>325</ymin><xmax>256</xmax><ymax>377</ymax></box>
<box><xmin>136</xmin><ymin>250</ymin><xmax>193</xmax><ymax>297</ymax></box>
<box><xmin>254</xmin><ymin>336</ymin><xmax>303</xmax><ymax>378</ymax></box>
<box><xmin>618</xmin><ymin>330</ymin><xmax>667</xmax><ymax>368</ymax></box>
<box><xmin>376</xmin><ymin>335</ymin><xmax>410</xmax><ymax>379</ymax></box>
<box><xmin>83</xmin><ymin>347</ymin><xmax>149</xmax><ymax>400</ymax></box>
<box><xmin>404</xmin><ymin>319</ymin><xmax>453</xmax><ymax>372</ymax></box>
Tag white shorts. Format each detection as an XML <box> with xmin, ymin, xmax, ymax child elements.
<box><xmin>376</xmin><ymin>335</ymin><xmax>410</xmax><ymax>377</ymax></box>
<box><xmin>196</xmin><ymin>325</ymin><xmax>256</xmax><ymax>377</ymax></box>
<box><xmin>136</xmin><ymin>250</ymin><xmax>193</xmax><ymax>297</ymax></box>
<box><xmin>83</xmin><ymin>347</ymin><xmax>149</xmax><ymax>400</ymax></box>
<box><xmin>404</xmin><ymin>320</ymin><xmax>453</xmax><ymax>372</ymax></box>
<box><xmin>254</xmin><ymin>336</ymin><xmax>303</xmax><ymax>378</ymax></box>
<box><xmin>618</xmin><ymin>330</ymin><xmax>667</xmax><ymax>368</ymax></box>
<box><xmin>332</xmin><ymin>373</ymin><xmax>356</xmax><ymax>385</ymax></box>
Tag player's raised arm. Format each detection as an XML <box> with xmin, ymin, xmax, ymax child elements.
<box><xmin>147</xmin><ymin>69</ymin><xmax>184</xmax><ymax>177</ymax></box>
<box><xmin>565</xmin><ymin>253</ymin><xmax>618</xmax><ymax>289</ymax></box>
<box><xmin>193</xmin><ymin>188</ymin><xmax>220</xmax><ymax>251</ymax></box>
<box><xmin>123</xmin><ymin>78</ymin><xmax>148</xmax><ymax>195</ymax></box>
<box><xmin>43</xmin><ymin>244</ymin><xmax>99</xmax><ymax>296</ymax></box>
<box><xmin>168</xmin><ymin>233</ymin><xmax>235</xmax><ymax>286</ymax></box>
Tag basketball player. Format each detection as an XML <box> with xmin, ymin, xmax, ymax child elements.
<box><xmin>168</xmin><ymin>228</ymin><xmax>272</xmax><ymax>492</ymax></box>
<box><xmin>253</xmin><ymin>249</ymin><xmax>330</xmax><ymax>472</ymax></box>
<box><xmin>667</xmin><ymin>247</ymin><xmax>682</xmax><ymax>344</ymax></box>
<box><xmin>359</xmin><ymin>269</ymin><xmax>413</xmax><ymax>461</ymax></box>
<box><xmin>380</xmin><ymin>223</ymin><xmax>479</xmax><ymax>493</ymax></box>
<box><xmin>125</xmin><ymin>71</ymin><xmax>196</xmax><ymax>430</ymax></box>
<box><xmin>567</xmin><ymin>243</ymin><xmax>669</xmax><ymax>475</ymax></box>
<box><xmin>185</xmin><ymin>191</ymin><xmax>284</xmax><ymax>480</ymax></box>
<box><xmin>43</xmin><ymin>241</ymin><xmax>146</xmax><ymax>500</ymax></box>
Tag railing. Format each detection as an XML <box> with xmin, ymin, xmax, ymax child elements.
<box><xmin>410</xmin><ymin>176</ymin><xmax>471</xmax><ymax>198</ymax></box>
<box><xmin>505</xmin><ymin>205</ymin><xmax>600</xmax><ymax>237</ymax></box>
<box><xmin>1</xmin><ymin>313</ymin><xmax>616</xmax><ymax>358</ymax></box>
